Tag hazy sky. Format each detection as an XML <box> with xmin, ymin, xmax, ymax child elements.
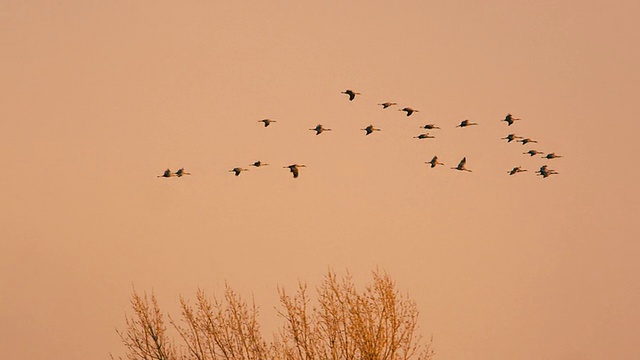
<box><xmin>2</xmin><ymin>1</ymin><xmax>639</xmax><ymax>359</ymax></box>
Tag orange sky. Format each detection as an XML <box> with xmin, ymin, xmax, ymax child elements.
<box><xmin>2</xmin><ymin>1</ymin><xmax>639</xmax><ymax>359</ymax></box>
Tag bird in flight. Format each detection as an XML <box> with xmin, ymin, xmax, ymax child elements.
<box><xmin>519</xmin><ymin>138</ymin><xmax>538</xmax><ymax>145</ymax></box>
<box><xmin>230</xmin><ymin>167</ymin><xmax>249</xmax><ymax>176</ymax></box>
<box><xmin>524</xmin><ymin>150</ymin><xmax>544</xmax><ymax>156</ymax></box>
<box><xmin>502</xmin><ymin>113</ymin><xmax>521</xmax><ymax>126</ymax></box>
<box><xmin>456</xmin><ymin>119</ymin><xmax>478</xmax><ymax>128</ymax></box>
<box><xmin>258</xmin><ymin>119</ymin><xmax>276</xmax><ymax>127</ymax></box>
<box><xmin>420</xmin><ymin>124</ymin><xmax>440</xmax><ymax>130</ymax></box>
<box><xmin>542</xmin><ymin>153</ymin><xmax>563</xmax><ymax>159</ymax></box>
<box><xmin>508</xmin><ymin>166</ymin><xmax>527</xmax><ymax>175</ymax></box>
<box><xmin>451</xmin><ymin>157</ymin><xmax>472</xmax><ymax>172</ymax></box>
<box><xmin>501</xmin><ymin>134</ymin><xmax>523</xmax><ymax>142</ymax></box>
<box><xmin>250</xmin><ymin>161</ymin><xmax>268</xmax><ymax>167</ymax></box>
<box><xmin>157</xmin><ymin>169</ymin><xmax>174</xmax><ymax>178</ymax></box>
<box><xmin>378</xmin><ymin>102</ymin><xmax>397</xmax><ymax>109</ymax></box>
<box><xmin>310</xmin><ymin>124</ymin><xmax>332</xmax><ymax>135</ymax></box>
<box><xmin>361</xmin><ymin>125</ymin><xmax>381</xmax><ymax>135</ymax></box>
<box><xmin>284</xmin><ymin>164</ymin><xmax>306</xmax><ymax>178</ymax></box>
<box><xmin>426</xmin><ymin>156</ymin><xmax>444</xmax><ymax>168</ymax></box>
<box><xmin>536</xmin><ymin>165</ymin><xmax>558</xmax><ymax>178</ymax></box>
<box><xmin>342</xmin><ymin>90</ymin><xmax>360</xmax><ymax>101</ymax></box>
<box><xmin>399</xmin><ymin>107</ymin><xmax>419</xmax><ymax>116</ymax></box>
<box><xmin>413</xmin><ymin>133</ymin><xmax>435</xmax><ymax>139</ymax></box>
<box><xmin>175</xmin><ymin>168</ymin><xmax>191</xmax><ymax>177</ymax></box>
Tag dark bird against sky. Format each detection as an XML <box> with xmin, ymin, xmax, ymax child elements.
<box><xmin>157</xmin><ymin>168</ymin><xmax>174</xmax><ymax>178</ymax></box>
<box><xmin>426</xmin><ymin>156</ymin><xmax>445</xmax><ymax>168</ymax></box>
<box><xmin>258</xmin><ymin>119</ymin><xmax>276</xmax><ymax>127</ymax></box>
<box><xmin>508</xmin><ymin>166</ymin><xmax>527</xmax><ymax>175</ymax></box>
<box><xmin>502</xmin><ymin>113</ymin><xmax>521</xmax><ymax>126</ymax></box>
<box><xmin>378</xmin><ymin>102</ymin><xmax>397</xmax><ymax>109</ymax></box>
<box><xmin>502</xmin><ymin>134</ymin><xmax>523</xmax><ymax>142</ymax></box>
<box><xmin>524</xmin><ymin>150</ymin><xmax>544</xmax><ymax>156</ymax></box>
<box><xmin>536</xmin><ymin>165</ymin><xmax>558</xmax><ymax>178</ymax></box>
<box><xmin>456</xmin><ymin>119</ymin><xmax>478</xmax><ymax>128</ymax></box>
<box><xmin>519</xmin><ymin>138</ymin><xmax>538</xmax><ymax>145</ymax></box>
<box><xmin>399</xmin><ymin>107</ymin><xmax>419</xmax><ymax>116</ymax></box>
<box><xmin>250</xmin><ymin>161</ymin><xmax>268</xmax><ymax>167</ymax></box>
<box><xmin>310</xmin><ymin>124</ymin><xmax>332</xmax><ymax>135</ymax></box>
<box><xmin>362</xmin><ymin>125</ymin><xmax>381</xmax><ymax>135</ymax></box>
<box><xmin>341</xmin><ymin>89</ymin><xmax>360</xmax><ymax>101</ymax></box>
<box><xmin>175</xmin><ymin>168</ymin><xmax>191</xmax><ymax>177</ymax></box>
<box><xmin>451</xmin><ymin>157</ymin><xmax>472</xmax><ymax>172</ymax></box>
<box><xmin>284</xmin><ymin>164</ymin><xmax>306</xmax><ymax>178</ymax></box>
<box><xmin>543</xmin><ymin>153</ymin><xmax>563</xmax><ymax>159</ymax></box>
<box><xmin>230</xmin><ymin>167</ymin><xmax>249</xmax><ymax>176</ymax></box>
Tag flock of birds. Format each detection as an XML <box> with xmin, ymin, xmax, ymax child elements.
<box><xmin>157</xmin><ymin>89</ymin><xmax>562</xmax><ymax>179</ymax></box>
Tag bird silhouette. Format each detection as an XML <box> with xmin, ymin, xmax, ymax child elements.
<box><xmin>420</xmin><ymin>124</ymin><xmax>440</xmax><ymax>130</ymax></box>
<box><xmin>451</xmin><ymin>157</ymin><xmax>472</xmax><ymax>172</ymax></box>
<box><xmin>230</xmin><ymin>167</ymin><xmax>249</xmax><ymax>176</ymax></box>
<box><xmin>542</xmin><ymin>153</ymin><xmax>563</xmax><ymax>159</ymax></box>
<box><xmin>175</xmin><ymin>168</ymin><xmax>191</xmax><ymax>177</ymax></box>
<box><xmin>361</xmin><ymin>125</ymin><xmax>381</xmax><ymax>135</ymax></box>
<box><xmin>258</xmin><ymin>119</ymin><xmax>276</xmax><ymax>127</ymax></box>
<box><xmin>399</xmin><ymin>107</ymin><xmax>419</xmax><ymax>116</ymax></box>
<box><xmin>250</xmin><ymin>161</ymin><xmax>268</xmax><ymax>167</ymax></box>
<box><xmin>426</xmin><ymin>156</ymin><xmax>445</xmax><ymax>168</ymax></box>
<box><xmin>414</xmin><ymin>133</ymin><xmax>435</xmax><ymax>139</ymax></box>
<box><xmin>378</xmin><ymin>102</ymin><xmax>397</xmax><ymax>109</ymax></box>
<box><xmin>284</xmin><ymin>164</ymin><xmax>306</xmax><ymax>178</ymax></box>
<box><xmin>310</xmin><ymin>124</ymin><xmax>332</xmax><ymax>135</ymax></box>
<box><xmin>502</xmin><ymin>113</ymin><xmax>521</xmax><ymax>126</ymax></box>
<box><xmin>524</xmin><ymin>150</ymin><xmax>544</xmax><ymax>156</ymax></box>
<box><xmin>502</xmin><ymin>134</ymin><xmax>523</xmax><ymax>142</ymax></box>
<box><xmin>519</xmin><ymin>138</ymin><xmax>538</xmax><ymax>145</ymax></box>
<box><xmin>456</xmin><ymin>119</ymin><xmax>478</xmax><ymax>128</ymax></box>
<box><xmin>342</xmin><ymin>90</ymin><xmax>360</xmax><ymax>101</ymax></box>
<box><xmin>536</xmin><ymin>165</ymin><xmax>558</xmax><ymax>178</ymax></box>
<box><xmin>157</xmin><ymin>168</ymin><xmax>174</xmax><ymax>178</ymax></box>
<box><xmin>508</xmin><ymin>166</ymin><xmax>527</xmax><ymax>175</ymax></box>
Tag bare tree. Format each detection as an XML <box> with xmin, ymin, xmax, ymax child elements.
<box><xmin>114</xmin><ymin>290</ymin><xmax>178</xmax><ymax>360</ymax></box>
<box><xmin>274</xmin><ymin>269</ymin><xmax>433</xmax><ymax>360</ymax></box>
<box><xmin>169</xmin><ymin>285</ymin><xmax>270</xmax><ymax>360</ymax></box>
<box><xmin>114</xmin><ymin>269</ymin><xmax>434</xmax><ymax>360</ymax></box>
